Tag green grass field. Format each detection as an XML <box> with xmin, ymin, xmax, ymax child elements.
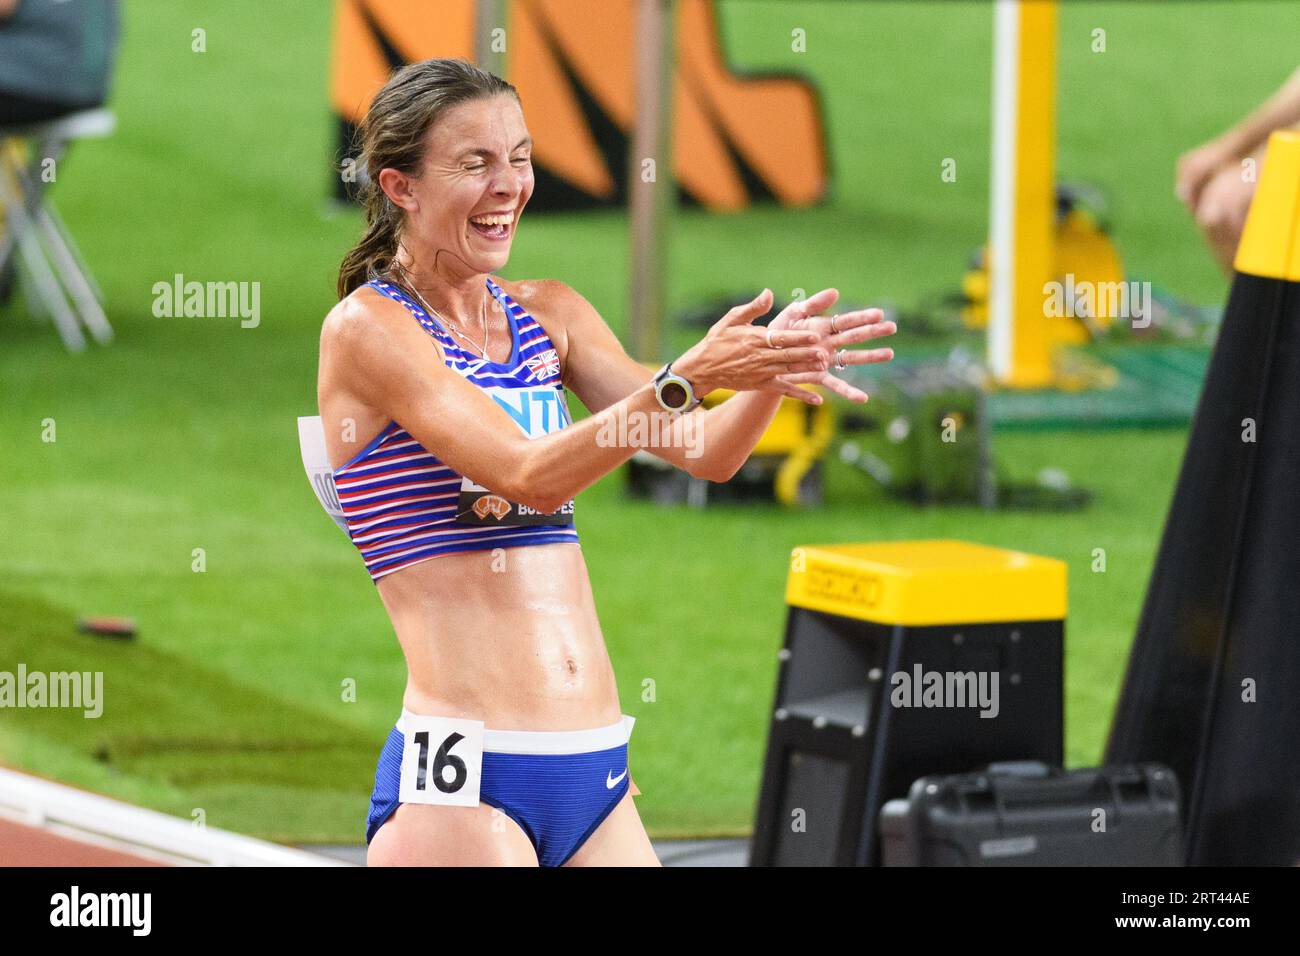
<box><xmin>1</xmin><ymin>0</ymin><xmax>1293</xmax><ymax>843</ymax></box>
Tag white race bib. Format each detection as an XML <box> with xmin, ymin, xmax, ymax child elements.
<box><xmin>296</xmin><ymin>416</ymin><xmax>350</xmax><ymax>535</ymax></box>
<box><xmin>397</xmin><ymin>714</ymin><xmax>485</xmax><ymax>807</ymax></box>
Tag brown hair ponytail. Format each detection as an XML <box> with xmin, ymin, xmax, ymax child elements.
<box><xmin>336</xmin><ymin>59</ymin><xmax>519</xmax><ymax>300</ymax></box>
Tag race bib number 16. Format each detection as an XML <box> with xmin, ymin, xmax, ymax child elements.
<box><xmin>398</xmin><ymin>715</ymin><xmax>485</xmax><ymax>807</ymax></box>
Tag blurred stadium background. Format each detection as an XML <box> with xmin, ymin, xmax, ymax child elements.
<box><xmin>1</xmin><ymin>0</ymin><xmax>1294</xmax><ymax>854</ymax></box>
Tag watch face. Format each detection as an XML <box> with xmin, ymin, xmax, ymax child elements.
<box><xmin>660</xmin><ymin>380</ymin><xmax>688</xmax><ymax>409</ymax></box>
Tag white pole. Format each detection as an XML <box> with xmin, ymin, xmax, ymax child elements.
<box><xmin>475</xmin><ymin>0</ymin><xmax>506</xmax><ymax>77</ymax></box>
<box><xmin>988</xmin><ymin>0</ymin><xmax>1020</xmax><ymax>383</ymax></box>
<box><xmin>628</xmin><ymin>0</ymin><xmax>674</xmax><ymax>361</ymax></box>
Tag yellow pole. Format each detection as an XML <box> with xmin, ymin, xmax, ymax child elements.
<box><xmin>1234</xmin><ymin>130</ymin><xmax>1300</xmax><ymax>280</ymax></box>
<box><xmin>988</xmin><ymin>0</ymin><xmax>1058</xmax><ymax>388</ymax></box>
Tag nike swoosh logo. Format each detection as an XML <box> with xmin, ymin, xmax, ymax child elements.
<box><xmin>606</xmin><ymin>768</ymin><xmax>628</xmax><ymax>789</ymax></box>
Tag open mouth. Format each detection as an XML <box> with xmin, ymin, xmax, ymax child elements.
<box><xmin>469</xmin><ymin>211</ymin><xmax>514</xmax><ymax>241</ymax></box>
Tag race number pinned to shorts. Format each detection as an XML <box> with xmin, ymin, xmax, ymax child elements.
<box><xmin>398</xmin><ymin>714</ymin><xmax>486</xmax><ymax>807</ymax></box>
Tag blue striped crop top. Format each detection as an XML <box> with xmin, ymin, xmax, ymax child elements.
<box><xmin>333</xmin><ymin>277</ymin><xmax>580</xmax><ymax>581</ymax></box>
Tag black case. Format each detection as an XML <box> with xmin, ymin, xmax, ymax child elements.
<box><xmin>879</xmin><ymin>762</ymin><xmax>1182</xmax><ymax>866</ymax></box>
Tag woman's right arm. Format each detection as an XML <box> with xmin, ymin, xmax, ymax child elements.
<box><xmin>321</xmin><ymin>290</ymin><xmax>825</xmax><ymax>514</ymax></box>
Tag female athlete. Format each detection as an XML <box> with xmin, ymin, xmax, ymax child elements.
<box><xmin>316</xmin><ymin>59</ymin><xmax>895</xmax><ymax>866</ymax></box>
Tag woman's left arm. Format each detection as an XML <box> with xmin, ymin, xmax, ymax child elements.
<box><xmin>528</xmin><ymin>282</ymin><xmax>895</xmax><ymax>482</ymax></box>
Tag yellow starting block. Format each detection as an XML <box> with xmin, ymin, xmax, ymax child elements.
<box><xmin>785</xmin><ymin>539</ymin><xmax>1067</xmax><ymax>626</ymax></box>
<box><xmin>751</xmin><ymin>539</ymin><xmax>1067</xmax><ymax>866</ymax></box>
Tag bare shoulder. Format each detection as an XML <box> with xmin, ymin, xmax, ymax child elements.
<box><xmin>322</xmin><ymin>285</ymin><xmax>396</xmax><ymax>343</ymax></box>
<box><xmin>320</xmin><ymin>285</ymin><xmax>434</xmax><ymax>361</ymax></box>
<box><xmin>496</xmin><ymin>277</ymin><xmax>602</xmax><ymax>330</ymax></box>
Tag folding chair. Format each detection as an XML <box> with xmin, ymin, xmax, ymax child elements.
<box><xmin>0</xmin><ymin>107</ymin><xmax>116</xmax><ymax>351</ymax></box>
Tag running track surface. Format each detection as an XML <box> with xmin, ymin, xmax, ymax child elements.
<box><xmin>0</xmin><ymin>819</ymin><xmax>166</xmax><ymax>867</ymax></box>
<box><xmin>0</xmin><ymin>823</ymin><xmax>749</xmax><ymax>866</ymax></box>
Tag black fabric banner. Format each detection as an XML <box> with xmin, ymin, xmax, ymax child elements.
<box><xmin>1106</xmin><ymin>272</ymin><xmax>1300</xmax><ymax>866</ymax></box>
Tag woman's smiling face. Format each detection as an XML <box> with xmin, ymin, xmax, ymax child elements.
<box><xmin>385</xmin><ymin>92</ymin><xmax>534</xmax><ymax>276</ymax></box>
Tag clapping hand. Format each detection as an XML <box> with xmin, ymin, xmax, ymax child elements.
<box><xmin>764</xmin><ymin>288</ymin><xmax>896</xmax><ymax>403</ymax></box>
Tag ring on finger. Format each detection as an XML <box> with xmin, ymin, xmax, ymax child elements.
<box><xmin>834</xmin><ymin>348</ymin><xmax>848</xmax><ymax>371</ymax></box>
<box><xmin>766</xmin><ymin>326</ymin><xmax>783</xmax><ymax>350</ymax></box>
<box><xmin>829</xmin><ymin>314</ymin><xmax>840</xmax><ymax>334</ymax></box>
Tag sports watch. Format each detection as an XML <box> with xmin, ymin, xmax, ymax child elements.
<box><xmin>652</xmin><ymin>363</ymin><xmax>702</xmax><ymax>413</ymax></box>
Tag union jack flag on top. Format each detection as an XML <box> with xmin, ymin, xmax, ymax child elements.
<box><xmin>524</xmin><ymin>348</ymin><xmax>562</xmax><ymax>382</ymax></box>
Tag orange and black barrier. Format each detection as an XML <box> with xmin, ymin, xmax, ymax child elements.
<box><xmin>329</xmin><ymin>0</ymin><xmax>828</xmax><ymax>211</ymax></box>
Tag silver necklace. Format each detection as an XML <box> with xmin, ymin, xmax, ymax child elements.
<box><xmin>395</xmin><ymin>264</ymin><xmax>492</xmax><ymax>361</ymax></box>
